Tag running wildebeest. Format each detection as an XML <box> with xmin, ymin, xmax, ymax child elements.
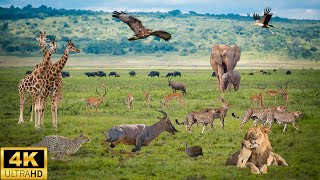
<box><xmin>211</xmin><ymin>72</ymin><xmax>216</xmax><ymax>77</ymax></box>
<box><xmin>84</xmin><ymin>72</ymin><xmax>96</xmax><ymax>77</ymax></box>
<box><xmin>173</xmin><ymin>71</ymin><xmax>181</xmax><ymax>77</ymax></box>
<box><xmin>166</xmin><ymin>72</ymin><xmax>174</xmax><ymax>77</ymax></box>
<box><xmin>129</xmin><ymin>70</ymin><xmax>136</xmax><ymax>77</ymax></box>
<box><xmin>148</xmin><ymin>71</ymin><xmax>160</xmax><ymax>77</ymax></box>
<box><xmin>61</xmin><ymin>71</ymin><xmax>70</xmax><ymax>78</ymax></box>
<box><xmin>286</xmin><ymin>70</ymin><xmax>292</xmax><ymax>75</ymax></box>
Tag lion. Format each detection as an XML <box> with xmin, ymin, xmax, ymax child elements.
<box><xmin>226</xmin><ymin>126</ymin><xmax>288</xmax><ymax>174</ymax></box>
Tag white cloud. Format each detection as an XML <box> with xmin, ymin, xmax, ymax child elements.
<box><xmin>276</xmin><ymin>8</ymin><xmax>320</xmax><ymax>20</ymax></box>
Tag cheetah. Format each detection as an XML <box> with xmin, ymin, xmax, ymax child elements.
<box><xmin>33</xmin><ymin>134</ymin><xmax>91</xmax><ymax>160</ymax></box>
<box><xmin>266</xmin><ymin>111</ymin><xmax>303</xmax><ymax>132</ymax></box>
<box><xmin>232</xmin><ymin>106</ymin><xmax>287</xmax><ymax>130</ymax></box>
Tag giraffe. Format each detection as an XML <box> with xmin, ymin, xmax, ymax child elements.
<box><xmin>18</xmin><ymin>38</ymin><xmax>58</xmax><ymax>125</ymax></box>
<box><xmin>35</xmin><ymin>39</ymin><xmax>80</xmax><ymax>129</ymax></box>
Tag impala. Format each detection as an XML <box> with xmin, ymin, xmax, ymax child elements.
<box><xmin>85</xmin><ymin>85</ymin><xmax>106</xmax><ymax>113</ymax></box>
<box><xmin>162</xmin><ymin>92</ymin><xmax>184</xmax><ymax>110</ymax></box>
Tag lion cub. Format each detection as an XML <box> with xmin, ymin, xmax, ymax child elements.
<box><xmin>237</xmin><ymin>140</ymin><xmax>258</xmax><ymax>168</ymax></box>
<box><xmin>33</xmin><ymin>134</ymin><xmax>91</xmax><ymax>160</ymax></box>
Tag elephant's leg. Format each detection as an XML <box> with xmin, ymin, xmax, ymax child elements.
<box><xmin>217</xmin><ymin>66</ymin><xmax>225</xmax><ymax>91</ymax></box>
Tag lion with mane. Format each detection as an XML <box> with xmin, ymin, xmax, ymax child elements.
<box><xmin>226</xmin><ymin>126</ymin><xmax>288</xmax><ymax>174</ymax></box>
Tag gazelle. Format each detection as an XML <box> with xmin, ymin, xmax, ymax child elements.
<box><xmin>266</xmin><ymin>81</ymin><xmax>291</xmax><ymax>105</ymax></box>
<box><xmin>127</xmin><ymin>93</ymin><xmax>134</xmax><ymax>109</ymax></box>
<box><xmin>250</xmin><ymin>84</ymin><xmax>267</xmax><ymax>108</ymax></box>
<box><xmin>85</xmin><ymin>85</ymin><xmax>106</xmax><ymax>113</ymax></box>
<box><xmin>162</xmin><ymin>92</ymin><xmax>184</xmax><ymax>110</ymax></box>
<box><xmin>143</xmin><ymin>90</ymin><xmax>151</xmax><ymax>108</ymax></box>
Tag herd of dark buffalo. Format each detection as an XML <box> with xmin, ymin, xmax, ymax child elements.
<box><xmin>26</xmin><ymin>69</ymin><xmax>292</xmax><ymax>78</ymax></box>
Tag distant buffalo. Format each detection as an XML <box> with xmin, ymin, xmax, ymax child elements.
<box><xmin>129</xmin><ymin>70</ymin><xmax>136</xmax><ymax>77</ymax></box>
<box><xmin>109</xmin><ymin>72</ymin><xmax>120</xmax><ymax>77</ymax></box>
<box><xmin>211</xmin><ymin>72</ymin><xmax>216</xmax><ymax>77</ymax></box>
<box><xmin>286</xmin><ymin>70</ymin><xmax>292</xmax><ymax>75</ymax></box>
<box><xmin>148</xmin><ymin>71</ymin><xmax>160</xmax><ymax>77</ymax></box>
<box><xmin>26</xmin><ymin>71</ymin><xmax>32</xmax><ymax>75</ymax></box>
<box><xmin>166</xmin><ymin>72</ymin><xmax>174</xmax><ymax>77</ymax></box>
<box><xmin>61</xmin><ymin>71</ymin><xmax>70</xmax><ymax>78</ymax></box>
<box><xmin>249</xmin><ymin>73</ymin><xmax>254</xmax><ymax>75</ymax></box>
<box><xmin>96</xmin><ymin>71</ymin><xmax>106</xmax><ymax>77</ymax></box>
<box><xmin>84</xmin><ymin>72</ymin><xmax>95</xmax><ymax>77</ymax></box>
<box><xmin>173</xmin><ymin>71</ymin><xmax>181</xmax><ymax>77</ymax></box>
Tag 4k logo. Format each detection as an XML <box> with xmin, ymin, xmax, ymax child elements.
<box><xmin>1</xmin><ymin>147</ymin><xmax>47</xmax><ymax>179</ymax></box>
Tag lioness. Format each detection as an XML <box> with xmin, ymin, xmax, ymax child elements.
<box><xmin>226</xmin><ymin>126</ymin><xmax>288</xmax><ymax>174</ymax></box>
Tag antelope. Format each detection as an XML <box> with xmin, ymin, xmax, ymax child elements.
<box><xmin>127</xmin><ymin>93</ymin><xmax>134</xmax><ymax>109</ymax></box>
<box><xmin>162</xmin><ymin>93</ymin><xmax>184</xmax><ymax>110</ymax></box>
<box><xmin>104</xmin><ymin>110</ymin><xmax>178</xmax><ymax>167</ymax></box>
<box><xmin>266</xmin><ymin>81</ymin><xmax>291</xmax><ymax>105</ymax></box>
<box><xmin>143</xmin><ymin>90</ymin><xmax>151</xmax><ymax>108</ymax></box>
<box><xmin>85</xmin><ymin>85</ymin><xmax>106</xmax><ymax>113</ymax></box>
<box><xmin>168</xmin><ymin>77</ymin><xmax>186</xmax><ymax>95</ymax></box>
<box><xmin>250</xmin><ymin>84</ymin><xmax>267</xmax><ymax>108</ymax></box>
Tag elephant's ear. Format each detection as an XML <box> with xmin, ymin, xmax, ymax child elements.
<box><xmin>212</xmin><ymin>45</ymin><xmax>223</xmax><ymax>65</ymax></box>
<box><xmin>233</xmin><ymin>45</ymin><xmax>241</xmax><ymax>63</ymax></box>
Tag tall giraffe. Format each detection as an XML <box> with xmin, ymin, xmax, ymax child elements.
<box><xmin>35</xmin><ymin>40</ymin><xmax>80</xmax><ymax>129</ymax></box>
<box><xmin>18</xmin><ymin>37</ymin><xmax>58</xmax><ymax>124</ymax></box>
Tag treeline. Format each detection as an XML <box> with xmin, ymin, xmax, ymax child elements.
<box><xmin>0</xmin><ymin>5</ymin><xmax>319</xmax><ymax>60</ymax></box>
<box><xmin>0</xmin><ymin>5</ymin><xmax>97</xmax><ymax>20</ymax></box>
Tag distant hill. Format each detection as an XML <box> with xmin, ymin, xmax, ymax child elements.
<box><xmin>0</xmin><ymin>5</ymin><xmax>319</xmax><ymax>61</ymax></box>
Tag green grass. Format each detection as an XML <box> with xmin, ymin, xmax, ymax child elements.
<box><xmin>0</xmin><ymin>67</ymin><xmax>319</xmax><ymax>179</ymax></box>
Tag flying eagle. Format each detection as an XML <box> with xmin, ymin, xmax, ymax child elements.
<box><xmin>252</xmin><ymin>7</ymin><xmax>275</xmax><ymax>35</ymax></box>
<box><xmin>112</xmin><ymin>11</ymin><xmax>172</xmax><ymax>41</ymax></box>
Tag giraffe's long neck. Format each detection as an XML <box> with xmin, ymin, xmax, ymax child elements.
<box><xmin>37</xmin><ymin>50</ymin><xmax>54</xmax><ymax>76</ymax></box>
<box><xmin>42</xmin><ymin>46</ymin><xmax>47</xmax><ymax>57</ymax></box>
<box><xmin>53</xmin><ymin>48</ymin><xmax>70</xmax><ymax>75</ymax></box>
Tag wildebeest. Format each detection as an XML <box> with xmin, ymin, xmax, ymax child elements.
<box><xmin>273</xmin><ymin>69</ymin><xmax>277</xmax><ymax>72</ymax></box>
<box><xmin>129</xmin><ymin>70</ymin><xmax>136</xmax><ymax>77</ymax></box>
<box><xmin>211</xmin><ymin>72</ymin><xmax>216</xmax><ymax>77</ymax></box>
<box><xmin>166</xmin><ymin>72</ymin><xmax>174</xmax><ymax>77</ymax></box>
<box><xmin>168</xmin><ymin>77</ymin><xmax>186</xmax><ymax>95</ymax></box>
<box><xmin>148</xmin><ymin>71</ymin><xmax>160</xmax><ymax>77</ymax></box>
<box><xmin>173</xmin><ymin>71</ymin><xmax>181</xmax><ymax>77</ymax></box>
<box><xmin>96</xmin><ymin>71</ymin><xmax>106</xmax><ymax>77</ymax></box>
<box><xmin>249</xmin><ymin>73</ymin><xmax>254</xmax><ymax>75</ymax></box>
<box><xmin>109</xmin><ymin>72</ymin><xmax>119</xmax><ymax>77</ymax></box>
<box><xmin>286</xmin><ymin>70</ymin><xmax>292</xmax><ymax>75</ymax></box>
<box><xmin>61</xmin><ymin>71</ymin><xmax>70</xmax><ymax>78</ymax></box>
<box><xmin>84</xmin><ymin>72</ymin><xmax>95</xmax><ymax>77</ymax></box>
<box><xmin>26</xmin><ymin>71</ymin><xmax>32</xmax><ymax>75</ymax></box>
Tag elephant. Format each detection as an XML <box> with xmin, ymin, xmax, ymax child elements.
<box><xmin>210</xmin><ymin>44</ymin><xmax>241</xmax><ymax>91</ymax></box>
<box><xmin>222</xmin><ymin>71</ymin><xmax>241</xmax><ymax>91</ymax></box>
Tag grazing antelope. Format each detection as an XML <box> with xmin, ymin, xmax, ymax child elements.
<box><xmin>266</xmin><ymin>81</ymin><xmax>291</xmax><ymax>105</ymax></box>
<box><xmin>127</xmin><ymin>93</ymin><xmax>134</xmax><ymax>109</ymax></box>
<box><xmin>162</xmin><ymin>93</ymin><xmax>184</xmax><ymax>110</ymax></box>
<box><xmin>250</xmin><ymin>84</ymin><xmax>267</xmax><ymax>108</ymax></box>
<box><xmin>143</xmin><ymin>91</ymin><xmax>151</xmax><ymax>108</ymax></box>
<box><xmin>85</xmin><ymin>85</ymin><xmax>106</xmax><ymax>113</ymax></box>
<box><xmin>168</xmin><ymin>77</ymin><xmax>186</xmax><ymax>95</ymax></box>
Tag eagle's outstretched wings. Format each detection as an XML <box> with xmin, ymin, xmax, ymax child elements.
<box><xmin>112</xmin><ymin>11</ymin><xmax>145</xmax><ymax>34</ymax></box>
<box><xmin>253</xmin><ymin>7</ymin><xmax>273</xmax><ymax>25</ymax></box>
<box><xmin>150</xmin><ymin>30</ymin><xmax>172</xmax><ymax>41</ymax></box>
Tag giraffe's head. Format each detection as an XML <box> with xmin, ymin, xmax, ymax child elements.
<box><xmin>47</xmin><ymin>38</ymin><xmax>58</xmax><ymax>53</ymax></box>
<box><xmin>35</xmin><ymin>31</ymin><xmax>48</xmax><ymax>49</ymax></box>
<box><xmin>64</xmin><ymin>39</ymin><xmax>80</xmax><ymax>53</ymax></box>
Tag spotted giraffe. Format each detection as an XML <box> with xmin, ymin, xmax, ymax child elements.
<box><xmin>18</xmin><ymin>36</ymin><xmax>58</xmax><ymax>125</ymax></box>
<box><xmin>35</xmin><ymin>40</ymin><xmax>80</xmax><ymax>129</ymax></box>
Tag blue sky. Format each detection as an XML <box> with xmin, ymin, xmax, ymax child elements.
<box><xmin>0</xmin><ymin>0</ymin><xmax>319</xmax><ymax>20</ymax></box>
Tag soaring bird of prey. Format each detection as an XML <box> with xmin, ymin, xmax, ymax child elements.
<box><xmin>112</xmin><ymin>11</ymin><xmax>172</xmax><ymax>41</ymax></box>
<box><xmin>252</xmin><ymin>7</ymin><xmax>275</xmax><ymax>35</ymax></box>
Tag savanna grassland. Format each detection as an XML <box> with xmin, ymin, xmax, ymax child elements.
<box><xmin>0</xmin><ymin>67</ymin><xmax>319</xmax><ymax>179</ymax></box>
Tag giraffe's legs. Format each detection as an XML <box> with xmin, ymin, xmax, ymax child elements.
<box><xmin>51</xmin><ymin>95</ymin><xmax>59</xmax><ymax>130</ymax></box>
<box><xmin>30</xmin><ymin>100</ymin><xmax>35</xmax><ymax>122</ymax></box>
<box><xmin>18</xmin><ymin>89</ymin><xmax>25</xmax><ymax>124</ymax></box>
<box><xmin>34</xmin><ymin>97</ymin><xmax>41</xmax><ymax>129</ymax></box>
<box><xmin>40</xmin><ymin>98</ymin><xmax>46</xmax><ymax>126</ymax></box>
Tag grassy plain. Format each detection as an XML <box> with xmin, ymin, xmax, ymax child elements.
<box><xmin>0</xmin><ymin>67</ymin><xmax>320</xmax><ymax>179</ymax></box>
